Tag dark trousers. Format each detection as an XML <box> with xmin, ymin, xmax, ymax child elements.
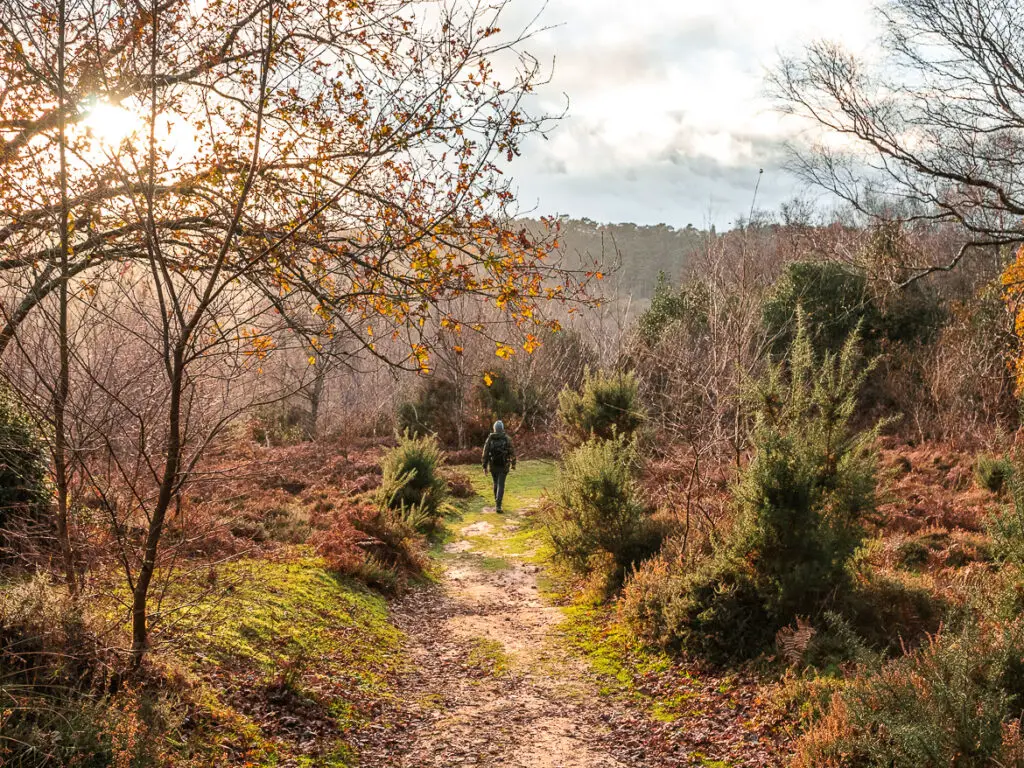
<box><xmin>490</xmin><ymin>467</ymin><xmax>508</xmax><ymax>510</ymax></box>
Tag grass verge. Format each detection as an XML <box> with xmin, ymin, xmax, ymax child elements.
<box><xmin>162</xmin><ymin>554</ymin><xmax>404</xmax><ymax>766</ymax></box>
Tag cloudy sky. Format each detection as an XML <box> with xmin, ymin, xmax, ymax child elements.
<box><xmin>500</xmin><ymin>0</ymin><xmax>880</xmax><ymax>228</ymax></box>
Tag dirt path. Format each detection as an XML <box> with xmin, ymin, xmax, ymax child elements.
<box><xmin>352</xmin><ymin>472</ymin><xmax>660</xmax><ymax>768</ymax></box>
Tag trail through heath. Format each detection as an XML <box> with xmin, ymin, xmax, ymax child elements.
<box><xmin>351</xmin><ymin>461</ymin><xmax>659</xmax><ymax>768</ymax></box>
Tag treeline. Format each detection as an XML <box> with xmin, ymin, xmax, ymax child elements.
<box><xmin>521</xmin><ymin>217</ymin><xmax>706</xmax><ymax>300</ymax></box>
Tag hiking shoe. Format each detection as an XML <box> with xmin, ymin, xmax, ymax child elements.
<box><xmin>496</xmin><ymin>507</ymin><xmax>503</xmax><ymax>514</ymax></box>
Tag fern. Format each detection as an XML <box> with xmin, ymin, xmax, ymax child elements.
<box><xmin>776</xmin><ymin>617</ymin><xmax>817</xmax><ymax>668</ymax></box>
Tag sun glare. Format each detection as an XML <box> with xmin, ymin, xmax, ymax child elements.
<box><xmin>81</xmin><ymin>101</ymin><xmax>141</xmax><ymax>148</ymax></box>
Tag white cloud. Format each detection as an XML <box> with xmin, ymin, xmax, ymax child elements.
<box><xmin>498</xmin><ymin>0</ymin><xmax>879</xmax><ymax>226</ymax></box>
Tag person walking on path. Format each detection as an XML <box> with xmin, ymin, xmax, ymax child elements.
<box><xmin>482</xmin><ymin>420</ymin><xmax>516</xmax><ymax>513</ymax></box>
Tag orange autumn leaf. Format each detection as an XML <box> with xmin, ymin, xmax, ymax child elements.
<box><xmin>1001</xmin><ymin>243</ymin><xmax>1024</xmax><ymax>393</ymax></box>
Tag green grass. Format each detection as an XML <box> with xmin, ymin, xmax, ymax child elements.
<box><xmin>465</xmin><ymin>459</ymin><xmax>557</xmax><ymax>513</ymax></box>
<box><xmin>166</xmin><ymin>555</ymin><xmax>405</xmax><ymax>766</ymax></box>
<box><xmin>465</xmin><ymin>637</ymin><xmax>512</xmax><ymax>677</ymax></box>
<box><xmin>438</xmin><ymin>459</ymin><xmax>557</xmax><ymax>562</ymax></box>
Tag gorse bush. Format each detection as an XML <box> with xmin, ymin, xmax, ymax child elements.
<box><xmin>627</xmin><ymin>318</ymin><xmax>882</xmax><ymax>662</ymax></box>
<box><xmin>376</xmin><ymin>431</ymin><xmax>451</xmax><ymax>532</ymax></box>
<box><xmin>736</xmin><ymin>318</ymin><xmax>879</xmax><ymax>611</ymax></box>
<box><xmin>976</xmin><ymin>453</ymin><xmax>1014</xmax><ymax>493</ymax></box>
<box><xmin>557</xmin><ymin>368</ymin><xmax>644</xmax><ymax>444</ymax></box>
<box><xmin>542</xmin><ymin>433</ymin><xmax>662</xmax><ymax>581</ymax></box>
<box><xmin>637</xmin><ymin>272</ymin><xmax>710</xmax><ymax>346</ymax></box>
<box><xmin>0</xmin><ymin>387</ymin><xmax>50</xmax><ymax>549</ymax></box>
<box><xmin>988</xmin><ymin>466</ymin><xmax>1024</xmax><ymax>566</ymax></box>
<box><xmin>763</xmin><ymin>261</ymin><xmax>879</xmax><ymax>355</ymax></box>
<box><xmin>795</xmin><ymin>619</ymin><xmax>1024</xmax><ymax>768</ymax></box>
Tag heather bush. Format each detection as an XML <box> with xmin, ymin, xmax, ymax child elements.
<box><xmin>620</xmin><ymin>556</ymin><xmax>690</xmax><ymax>648</ymax></box>
<box><xmin>542</xmin><ymin>434</ymin><xmax>662</xmax><ymax>581</ymax></box>
<box><xmin>795</xmin><ymin>619</ymin><xmax>1024</xmax><ymax>768</ymax></box>
<box><xmin>377</xmin><ymin>431</ymin><xmax>451</xmax><ymax>532</ymax></box>
<box><xmin>557</xmin><ymin>368</ymin><xmax>645</xmax><ymax>444</ymax></box>
<box><xmin>265</xmin><ymin>505</ymin><xmax>312</xmax><ymax>544</ymax></box>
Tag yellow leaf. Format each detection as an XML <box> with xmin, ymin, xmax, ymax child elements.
<box><xmin>483</xmin><ymin>372</ymin><xmax>494</xmax><ymax>387</ymax></box>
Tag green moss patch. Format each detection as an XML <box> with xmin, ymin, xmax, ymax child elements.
<box><xmin>465</xmin><ymin>637</ymin><xmax>512</xmax><ymax>677</ymax></box>
<box><xmin>559</xmin><ymin>604</ymin><xmax>672</xmax><ymax>694</ymax></box>
<box><xmin>165</xmin><ymin>555</ymin><xmax>404</xmax><ymax>766</ymax></box>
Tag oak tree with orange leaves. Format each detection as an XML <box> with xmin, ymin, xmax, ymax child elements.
<box><xmin>0</xmin><ymin>0</ymin><xmax>592</xmax><ymax>664</ymax></box>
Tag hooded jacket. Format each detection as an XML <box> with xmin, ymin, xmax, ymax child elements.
<box><xmin>482</xmin><ymin>421</ymin><xmax>516</xmax><ymax>472</ymax></box>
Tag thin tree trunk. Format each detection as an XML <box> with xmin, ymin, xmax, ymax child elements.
<box><xmin>130</xmin><ymin>0</ymin><xmax>274</xmax><ymax>667</ymax></box>
<box><xmin>130</xmin><ymin>351</ymin><xmax>183</xmax><ymax>667</ymax></box>
<box><xmin>54</xmin><ymin>0</ymin><xmax>77</xmax><ymax>593</ymax></box>
<box><xmin>307</xmin><ymin>368</ymin><xmax>324</xmax><ymax>440</ymax></box>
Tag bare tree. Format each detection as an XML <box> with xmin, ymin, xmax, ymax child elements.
<box><xmin>772</xmin><ymin>0</ymin><xmax>1024</xmax><ymax>281</ymax></box>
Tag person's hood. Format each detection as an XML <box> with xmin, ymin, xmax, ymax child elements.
<box><xmin>493</xmin><ymin>420</ymin><xmax>504</xmax><ymax>433</ymax></box>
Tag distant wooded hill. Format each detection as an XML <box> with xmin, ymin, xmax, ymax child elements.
<box><xmin>520</xmin><ymin>217</ymin><xmax>707</xmax><ymax>300</ymax></box>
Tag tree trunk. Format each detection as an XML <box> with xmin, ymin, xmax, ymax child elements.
<box><xmin>306</xmin><ymin>368</ymin><xmax>324</xmax><ymax>440</ymax></box>
<box><xmin>130</xmin><ymin>351</ymin><xmax>183</xmax><ymax>667</ymax></box>
<box><xmin>53</xmin><ymin>0</ymin><xmax>77</xmax><ymax>593</ymax></box>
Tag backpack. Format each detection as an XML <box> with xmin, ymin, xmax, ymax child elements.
<box><xmin>489</xmin><ymin>434</ymin><xmax>511</xmax><ymax>469</ymax></box>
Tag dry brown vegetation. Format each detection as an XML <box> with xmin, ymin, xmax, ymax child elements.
<box><xmin>10</xmin><ymin>0</ymin><xmax>1024</xmax><ymax>765</ymax></box>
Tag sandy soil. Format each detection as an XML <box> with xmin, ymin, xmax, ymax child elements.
<box><xmin>352</xmin><ymin>508</ymin><xmax>652</xmax><ymax>768</ymax></box>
